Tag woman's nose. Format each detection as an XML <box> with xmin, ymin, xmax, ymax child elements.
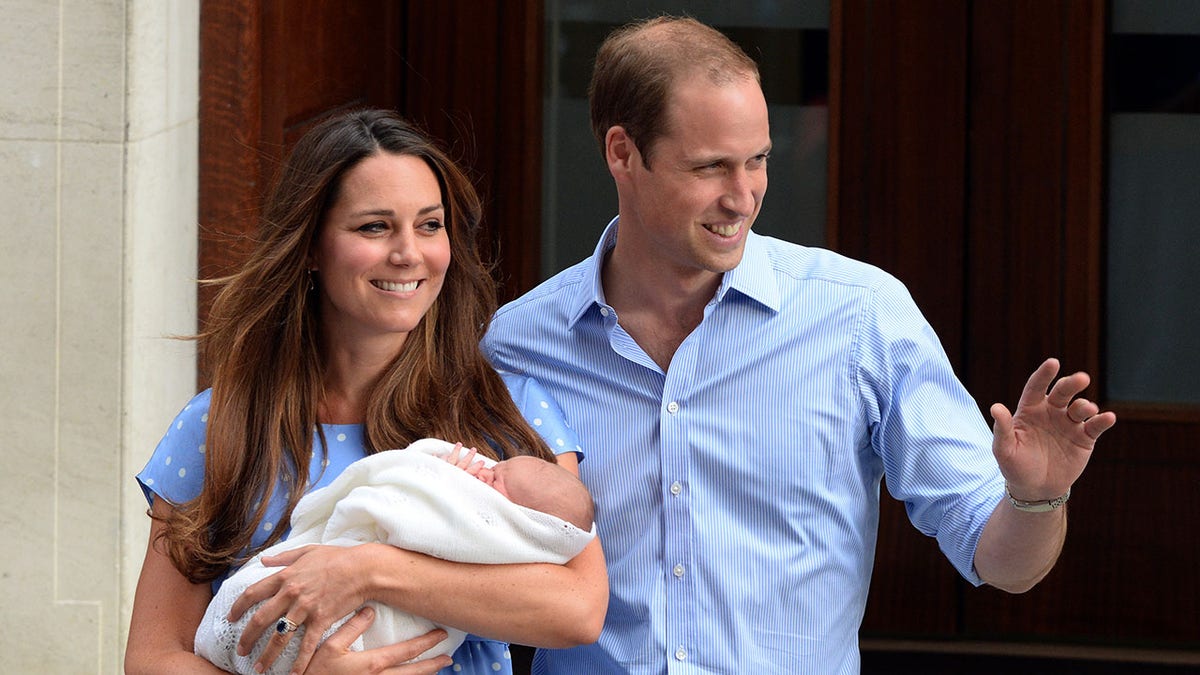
<box><xmin>388</xmin><ymin>232</ymin><xmax>419</xmax><ymax>266</ymax></box>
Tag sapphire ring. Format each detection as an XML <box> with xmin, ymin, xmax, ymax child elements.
<box><xmin>275</xmin><ymin>616</ymin><xmax>300</xmax><ymax>635</ymax></box>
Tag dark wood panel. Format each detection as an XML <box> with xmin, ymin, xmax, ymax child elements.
<box><xmin>198</xmin><ymin>0</ymin><xmax>267</xmax><ymax>383</ymax></box>
<box><xmin>962</xmin><ymin>418</ymin><xmax>1200</xmax><ymax>647</ymax></box>
<box><xmin>961</xmin><ymin>0</ymin><xmax>1199</xmax><ymax>651</ymax></box>
<box><xmin>830</xmin><ymin>0</ymin><xmax>969</xmax><ymax>363</ymax></box>
<box><xmin>961</xmin><ymin>0</ymin><xmax>1084</xmax><ymax>638</ymax></box>
<box><xmin>965</xmin><ymin>0</ymin><xmax>1079</xmax><ymax>404</ymax></box>
<box><xmin>400</xmin><ymin>0</ymin><xmax>544</xmax><ymax>301</ymax></box>
<box><xmin>862</xmin><ymin>649</ymin><xmax>1199</xmax><ymax>674</ymax></box>
<box><xmin>831</xmin><ymin>0</ymin><xmax>971</xmax><ymax>639</ymax></box>
<box><xmin>264</xmin><ymin>0</ymin><xmax>401</xmax><ymax>147</ymax></box>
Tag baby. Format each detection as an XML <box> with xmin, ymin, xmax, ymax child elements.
<box><xmin>195</xmin><ymin>439</ymin><xmax>595</xmax><ymax>675</ymax></box>
<box><xmin>444</xmin><ymin>442</ymin><xmax>594</xmax><ymax>530</ymax></box>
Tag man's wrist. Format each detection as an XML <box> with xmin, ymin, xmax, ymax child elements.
<box><xmin>1006</xmin><ymin>483</ymin><xmax>1071</xmax><ymax>512</ymax></box>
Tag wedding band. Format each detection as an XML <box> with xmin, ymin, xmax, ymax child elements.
<box><xmin>275</xmin><ymin>616</ymin><xmax>300</xmax><ymax>635</ymax></box>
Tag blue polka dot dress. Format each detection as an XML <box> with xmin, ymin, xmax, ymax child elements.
<box><xmin>137</xmin><ymin>372</ymin><xmax>582</xmax><ymax>675</ymax></box>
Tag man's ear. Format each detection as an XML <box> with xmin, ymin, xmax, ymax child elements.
<box><xmin>604</xmin><ymin>126</ymin><xmax>639</xmax><ymax>177</ymax></box>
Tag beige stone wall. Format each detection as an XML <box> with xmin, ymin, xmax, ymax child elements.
<box><xmin>0</xmin><ymin>1</ymin><xmax>198</xmax><ymax>672</ymax></box>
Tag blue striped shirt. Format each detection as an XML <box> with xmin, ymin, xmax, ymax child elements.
<box><xmin>482</xmin><ymin>218</ymin><xmax>1004</xmax><ymax>674</ymax></box>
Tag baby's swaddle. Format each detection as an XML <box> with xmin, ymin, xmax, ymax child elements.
<box><xmin>195</xmin><ymin>439</ymin><xmax>594</xmax><ymax>675</ymax></box>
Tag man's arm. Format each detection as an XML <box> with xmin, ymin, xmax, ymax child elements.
<box><xmin>974</xmin><ymin>358</ymin><xmax>1116</xmax><ymax>592</ymax></box>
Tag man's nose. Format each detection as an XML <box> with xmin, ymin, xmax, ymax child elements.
<box><xmin>721</xmin><ymin>169</ymin><xmax>758</xmax><ymax>217</ymax></box>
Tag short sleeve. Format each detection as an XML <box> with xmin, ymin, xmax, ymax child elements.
<box><xmin>137</xmin><ymin>389</ymin><xmax>213</xmax><ymax>508</ymax></box>
<box><xmin>441</xmin><ymin>637</ymin><xmax>514</xmax><ymax>674</ymax></box>
<box><xmin>497</xmin><ymin>371</ymin><xmax>583</xmax><ymax>461</ymax></box>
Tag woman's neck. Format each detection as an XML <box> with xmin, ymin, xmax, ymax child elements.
<box><xmin>319</xmin><ymin>336</ymin><xmax>405</xmax><ymax>424</ymax></box>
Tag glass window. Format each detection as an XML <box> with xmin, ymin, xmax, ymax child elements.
<box><xmin>1106</xmin><ymin>1</ymin><xmax>1200</xmax><ymax>403</ymax></box>
<box><xmin>541</xmin><ymin>1</ymin><xmax>830</xmax><ymax>277</ymax></box>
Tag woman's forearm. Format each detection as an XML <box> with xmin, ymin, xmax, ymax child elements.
<box><xmin>125</xmin><ymin>650</ymin><xmax>229</xmax><ymax>675</ymax></box>
<box><xmin>361</xmin><ymin>538</ymin><xmax>608</xmax><ymax>647</ymax></box>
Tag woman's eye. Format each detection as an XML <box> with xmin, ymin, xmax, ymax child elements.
<box><xmin>357</xmin><ymin>221</ymin><xmax>387</xmax><ymax>233</ymax></box>
<box><xmin>419</xmin><ymin>219</ymin><xmax>445</xmax><ymax>232</ymax></box>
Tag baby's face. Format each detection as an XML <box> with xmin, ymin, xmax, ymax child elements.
<box><xmin>489</xmin><ymin>456</ymin><xmax>550</xmax><ymax>504</ymax></box>
<box><xmin>487</xmin><ymin>463</ymin><xmax>511</xmax><ymax>499</ymax></box>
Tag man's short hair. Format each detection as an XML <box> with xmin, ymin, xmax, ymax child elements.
<box><xmin>588</xmin><ymin>16</ymin><xmax>760</xmax><ymax>167</ymax></box>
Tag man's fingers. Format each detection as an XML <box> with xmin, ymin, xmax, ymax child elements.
<box><xmin>989</xmin><ymin>402</ymin><xmax>1015</xmax><ymax>461</ymax></box>
<box><xmin>1066</xmin><ymin>398</ymin><xmax>1099</xmax><ymax>423</ymax></box>
<box><xmin>1017</xmin><ymin>358</ymin><xmax>1061</xmax><ymax>409</ymax></box>
<box><xmin>1046</xmin><ymin>370</ymin><xmax>1091</xmax><ymax>409</ymax></box>
<box><xmin>1083</xmin><ymin>411</ymin><xmax>1117</xmax><ymax>440</ymax></box>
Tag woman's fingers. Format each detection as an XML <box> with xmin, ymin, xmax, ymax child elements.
<box><xmin>374</xmin><ymin>628</ymin><xmax>453</xmax><ymax>673</ymax></box>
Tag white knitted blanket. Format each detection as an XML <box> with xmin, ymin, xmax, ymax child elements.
<box><xmin>195</xmin><ymin>438</ymin><xmax>594</xmax><ymax>674</ymax></box>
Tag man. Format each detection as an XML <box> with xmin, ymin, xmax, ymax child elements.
<box><xmin>483</xmin><ymin>16</ymin><xmax>1115</xmax><ymax>674</ymax></box>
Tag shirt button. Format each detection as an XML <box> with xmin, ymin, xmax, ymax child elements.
<box><xmin>599</xmin><ymin>307</ymin><xmax>609</xmax><ymax>317</ymax></box>
<box><xmin>675</xmin><ymin>646</ymin><xmax>687</xmax><ymax>661</ymax></box>
<box><xmin>673</xmin><ymin>563</ymin><xmax>685</xmax><ymax>578</ymax></box>
<box><xmin>666</xmin><ymin>401</ymin><xmax>679</xmax><ymax>414</ymax></box>
<box><xmin>669</xmin><ymin>481</ymin><xmax>682</xmax><ymax>496</ymax></box>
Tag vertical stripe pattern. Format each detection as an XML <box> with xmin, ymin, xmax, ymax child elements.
<box><xmin>484</xmin><ymin>221</ymin><xmax>1004</xmax><ymax>675</ymax></box>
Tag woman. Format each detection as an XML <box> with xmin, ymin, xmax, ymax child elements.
<box><xmin>126</xmin><ymin>110</ymin><xmax>607</xmax><ymax>674</ymax></box>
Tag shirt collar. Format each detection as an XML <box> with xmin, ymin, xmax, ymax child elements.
<box><xmin>565</xmin><ymin>217</ymin><xmax>782</xmax><ymax>329</ymax></box>
<box><xmin>566</xmin><ymin>216</ymin><xmax>620</xmax><ymax>329</ymax></box>
<box><xmin>719</xmin><ymin>230</ymin><xmax>781</xmax><ymax>313</ymax></box>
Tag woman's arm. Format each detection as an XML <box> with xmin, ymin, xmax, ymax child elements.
<box><xmin>125</xmin><ymin>499</ymin><xmax>228</xmax><ymax>674</ymax></box>
<box><xmin>129</xmin><ymin>500</ymin><xmax>458</xmax><ymax>675</ymax></box>
<box><xmin>384</xmin><ymin>450</ymin><xmax>606</xmax><ymax>645</ymax></box>
<box><xmin>232</xmin><ymin>452</ymin><xmax>609</xmax><ymax>672</ymax></box>
<box><xmin>381</xmin><ymin>449</ymin><xmax>606</xmax><ymax>645</ymax></box>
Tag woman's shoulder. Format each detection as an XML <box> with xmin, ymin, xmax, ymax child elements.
<box><xmin>494</xmin><ymin>371</ymin><xmax>582</xmax><ymax>459</ymax></box>
<box><xmin>170</xmin><ymin>388</ymin><xmax>213</xmax><ymax>427</ymax></box>
<box><xmin>135</xmin><ymin>389</ymin><xmax>213</xmax><ymax>506</ymax></box>
<box><xmin>495</xmin><ymin>370</ymin><xmax>556</xmax><ymax>418</ymax></box>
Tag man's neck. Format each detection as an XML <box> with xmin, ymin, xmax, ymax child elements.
<box><xmin>601</xmin><ymin>245</ymin><xmax>722</xmax><ymax>371</ymax></box>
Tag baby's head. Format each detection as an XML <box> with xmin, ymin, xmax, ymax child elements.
<box><xmin>491</xmin><ymin>456</ymin><xmax>595</xmax><ymax>531</ymax></box>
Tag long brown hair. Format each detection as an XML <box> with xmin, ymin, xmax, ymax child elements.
<box><xmin>160</xmin><ymin>109</ymin><xmax>555</xmax><ymax>583</ymax></box>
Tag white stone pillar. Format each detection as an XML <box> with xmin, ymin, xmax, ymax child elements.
<box><xmin>0</xmin><ymin>2</ymin><xmax>199</xmax><ymax>672</ymax></box>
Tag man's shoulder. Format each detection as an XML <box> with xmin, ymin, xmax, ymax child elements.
<box><xmin>493</xmin><ymin>258</ymin><xmax>594</xmax><ymax>323</ymax></box>
<box><xmin>753</xmin><ymin>234</ymin><xmax>898</xmax><ymax>291</ymax></box>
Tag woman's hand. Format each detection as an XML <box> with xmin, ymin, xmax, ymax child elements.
<box><xmin>306</xmin><ymin>606</ymin><xmax>453</xmax><ymax>674</ymax></box>
<box><xmin>229</xmin><ymin>543</ymin><xmax>390</xmax><ymax>674</ymax></box>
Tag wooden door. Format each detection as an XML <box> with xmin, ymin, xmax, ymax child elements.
<box><xmin>834</xmin><ymin>0</ymin><xmax>1199</xmax><ymax>667</ymax></box>
<box><xmin>198</xmin><ymin>0</ymin><xmax>542</xmax><ymax>381</ymax></box>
